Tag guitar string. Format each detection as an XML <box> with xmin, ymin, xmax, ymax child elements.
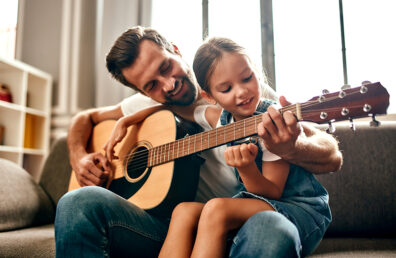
<box><xmin>118</xmin><ymin>89</ymin><xmax>366</xmax><ymax>170</ymax></box>
<box><xmin>119</xmin><ymin>90</ymin><xmax>364</xmax><ymax>170</ymax></box>
<box><xmin>119</xmin><ymin>89</ymin><xmax>365</xmax><ymax>170</ymax></box>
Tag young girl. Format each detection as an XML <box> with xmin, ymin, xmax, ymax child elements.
<box><xmin>105</xmin><ymin>37</ymin><xmax>331</xmax><ymax>258</ymax></box>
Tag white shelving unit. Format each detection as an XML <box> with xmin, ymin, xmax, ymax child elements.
<box><xmin>0</xmin><ymin>57</ymin><xmax>52</xmax><ymax>182</ymax></box>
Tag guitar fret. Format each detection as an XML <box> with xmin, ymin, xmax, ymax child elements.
<box><xmin>166</xmin><ymin>143</ymin><xmax>169</xmax><ymax>163</ymax></box>
<box><xmin>172</xmin><ymin>141</ymin><xmax>175</xmax><ymax>160</ymax></box>
<box><xmin>194</xmin><ymin>134</ymin><xmax>196</xmax><ymax>153</ymax></box>
<box><xmin>234</xmin><ymin>123</ymin><xmax>236</xmax><ymax>140</ymax></box>
<box><xmin>182</xmin><ymin>138</ymin><xmax>185</xmax><ymax>156</ymax></box>
<box><xmin>153</xmin><ymin>146</ymin><xmax>156</xmax><ymax>165</ymax></box>
<box><xmin>200</xmin><ymin>132</ymin><xmax>203</xmax><ymax>152</ymax></box>
<box><xmin>176</xmin><ymin>140</ymin><xmax>179</xmax><ymax>159</ymax></box>
<box><xmin>207</xmin><ymin>131</ymin><xmax>210</xmax><ymax>149</ymax></box>
<box><xmin>158</xmin><ymin>145</ymin><xmax>161</xmax><ymax>164</ymax></box>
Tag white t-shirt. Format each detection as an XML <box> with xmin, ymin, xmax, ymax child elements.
<box><xmin>120</xmin><ymin>94</ymin><xmax>240</xmax><ymax>202</ymax></box>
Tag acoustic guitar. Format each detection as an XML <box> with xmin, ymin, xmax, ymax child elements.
<box><xmin>68</xmin><ymin>81</ymin><xmax>389</xmax><ymax>216</ymax></box>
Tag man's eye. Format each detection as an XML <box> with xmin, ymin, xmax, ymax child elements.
<box><xmin>242</xmin><ymin>74</ymin><xmax>253</xmax><ymax>83</ymax></box>
<box><xmin>147</xmin><ymin>81</ymin><xmax>156</xmax><ymax>92</ymax></box>
<box><xmin>161</xmin><ymin>62</ymin><xmax>172</xmax><ymax>74</ymax></box>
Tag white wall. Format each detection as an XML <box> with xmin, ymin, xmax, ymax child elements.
<box><xmin>17</xmin><ymin>0</ymin><xmax>152</xmax><ymax>140</ymax></box>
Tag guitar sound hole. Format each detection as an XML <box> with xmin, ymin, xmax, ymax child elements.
<box><xmin>126</xmin><ymin>146</ymin><xmax>148</xmax><ymax>180</ymax></box>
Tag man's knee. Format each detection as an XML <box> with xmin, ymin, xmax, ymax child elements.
<box><xmin>230</xmin><ymin>211</ymin><xmax>301</xmax><ymax>258</ymax></box>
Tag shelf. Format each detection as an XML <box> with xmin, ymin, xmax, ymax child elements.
<box><xmin>0</xmin><ymin>57</ymin><xmax>52</xmax><ymax>181</ymax></box>
<box><xmin>0</xmin><ymin>145</ymin><xmax>22</xmax><ymax>153</ymax></box>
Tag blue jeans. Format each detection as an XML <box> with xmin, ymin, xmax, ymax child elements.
<box><xmin>55</xmin><ymin>187</ymin><xmax>301</xmax><ymax>257</ymax></box>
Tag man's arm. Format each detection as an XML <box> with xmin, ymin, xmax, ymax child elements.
<box><xmin>258</xmin><ymin>103</ymin><xmax>343</xmax><ymax>174</ymax></box>
<box><xmin>284</xmin><ymin>122</ymin><xmax>342</xmax><ymax>174</ymax></box>
<box><xmin>68</xmin><ymin>105</ymin><xmax>124</xmax><ymax>187</ymax></box>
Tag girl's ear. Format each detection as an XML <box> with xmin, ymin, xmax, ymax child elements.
<box><xmin>172</xmin><ymin>43</ymin><xmax>181</xmax><ymax>56</ymax></box>
<box><xmin>201</xmin><ymin>90</ymin><xmax>217</xmax><ymax>105</ymax></box>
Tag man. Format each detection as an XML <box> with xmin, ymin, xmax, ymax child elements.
<box><xmin>55</xmin><ymin>26</ymin><xmax>342</xmax><ymax>257</ymax></box>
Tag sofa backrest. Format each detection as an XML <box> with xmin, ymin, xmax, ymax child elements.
<box><xmin>316</xmin><ymin>121</ymin><xmax>396</xmax><ymax>237</ymax></box>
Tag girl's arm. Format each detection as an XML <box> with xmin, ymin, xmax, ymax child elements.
<box><xmin>104</xmin><ymin>105</ymin><xmax>167</xmax><ymax>160</ymax></box>
<box><xmin>224</xmin><ymin>143</ymin><xmax>289</xmax><ymax>200</ymax></box>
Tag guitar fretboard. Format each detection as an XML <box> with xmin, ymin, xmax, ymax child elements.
<box><xmin>147</xmin><ymin>104</ymin><xmax>299</xmax><ymax>167</ymax></box>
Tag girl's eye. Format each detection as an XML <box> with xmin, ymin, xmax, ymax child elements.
<box><xmin>221</xmin><ymin>86</ymin><xmax>231</xmax><ymax>93</ymax></box>
<box><xmin>242</xmin><ymin>73</ymin><xmax>253</xmax><ymax>83</ymax></box>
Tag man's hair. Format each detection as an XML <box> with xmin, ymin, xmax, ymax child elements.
<box><xmin>106</xmin><ymin>26</ymin><xmax>175</xmax><ymax>91</ymax></box>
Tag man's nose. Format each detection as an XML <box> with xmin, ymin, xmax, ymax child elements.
<box><xmin>160</xmin><ymin>77</ymin><xmax>176</xmax><ymax>92</ymax></box>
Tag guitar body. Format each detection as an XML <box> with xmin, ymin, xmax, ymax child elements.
<box><xmin>68</xmin><ymin>110</ymin><xmax>203</xmax><ymax>216</ymax></box>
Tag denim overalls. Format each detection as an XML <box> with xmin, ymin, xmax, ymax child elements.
<box><xmin>220</xmin><ymin>99</ymin><xmax>332</xmax><ymax>257</ymax></box>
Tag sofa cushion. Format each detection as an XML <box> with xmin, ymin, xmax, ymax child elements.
<box><xmin>0</xmin><ymin>224</ymin><xmax>55</xmax><ymax>257</ymax></box>
<box><xmin>0</xmin><ymin>158</ymin><xmax>54</xmax><ymax>232</ymax></box>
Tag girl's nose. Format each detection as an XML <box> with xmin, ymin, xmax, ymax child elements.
<box><xmin>236</xmin><ymin>85</ymin><xmax>248</xmax><ymax>97</ymax></box>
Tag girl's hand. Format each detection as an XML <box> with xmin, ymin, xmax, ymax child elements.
<box><xmin>103</xmin><ymin>118</ymin><xmax>128</xmax><ymax>161</ymax></box>
<box><xmin>224</xmin><ymin>143</ymin><xmax>258</xmax><ymax>169</ymax></box>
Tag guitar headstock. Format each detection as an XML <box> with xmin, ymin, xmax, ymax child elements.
<box><xmin>299</xmin><ymin>82</ymin><xmax>389</xmax><ymax>124</ymax></box>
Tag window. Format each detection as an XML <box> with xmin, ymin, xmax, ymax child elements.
<box><xmin>273</xmin><ymin>1</ymin><xmax>342</xmax><ymax>102</ymax></box>
<box><xmin>151</xmin><ymin>0</ymin><xmax>202</xmax><ymax>67</ymax></box>
<box><xmin>208</xmin><ymin>0</ymin><xmax>262</xmax><ymax>73</ymax></box>
<box><xmin>151</xmin><ymin>0</ymin><xmax>395</xmax><ymax>113</ymax></box>
<box><xmin>0</xmin><ymin>0</ymin><xmax>18</xmax><ymax>59</ymax></box>
<box><xmin>273</xmin><ymin>0</ymin><xmax>395</xmax><ymax>113</ymax></box>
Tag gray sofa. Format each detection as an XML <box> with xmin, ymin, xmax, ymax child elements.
<box><xmin>1</xmin><ymin>122</ymin><xmax>395</xmax><ymax>257</ymax></box>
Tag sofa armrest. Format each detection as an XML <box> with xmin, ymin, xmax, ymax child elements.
<box><xmin>0</xmin><ymin>158</ymin><xmax>54</xmax><ymax>232</ymax></box>
<box><xmin>39</xmin><ymin>135</ymin><xmax>72</xmax><ymax>206</ymax></box>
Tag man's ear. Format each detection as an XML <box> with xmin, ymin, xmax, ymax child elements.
<box><xmin>201</xmin><ymin>91</ymin><xmax>217</xmax><ymax>105</ymax></box>
<box><xmin>172</xmin><ymin>43</ymin><xmax>181</xmax><ymax>56</ymax></box>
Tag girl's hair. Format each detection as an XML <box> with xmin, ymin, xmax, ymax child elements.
<box><xmin>193</xmin><ymin>37</ymin><xmax>272</xmax><ymax>99</ymax></box>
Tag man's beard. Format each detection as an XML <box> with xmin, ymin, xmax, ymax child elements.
<box><xmin>164</xmin><ymin>74</ymin><xmax>197</xmax><ymax>106</ymax></box>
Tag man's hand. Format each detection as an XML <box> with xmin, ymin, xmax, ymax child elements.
<box><xmin>257</xmin><ymin>98</ymin><xmax>301</xmax><ymax>158</ymax></box>
<box><xmin>72</xmin><ymin>152</ymin><xmax>111</xmax><ymax>187</ymax></box>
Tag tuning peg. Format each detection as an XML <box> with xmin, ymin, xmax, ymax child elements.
<box><xmin>322</xmin><ymin>89</ymin><xmax>330</xmax><ymax>95</ymax></box>
<box><xmin>349</xmin><ymin>118</ymin><xmax>356</xmax><ymax>132</ymax></box>
<box><xmin>326</xmin><ymin>121</ymin><xmax>336</xmax><ymax>134</ymax></box>
<box><xmin>369</xmin><ymin>114</ymin><xmax>380</xmax><ymax>127</ymax></box>
<box><xmin>341</xmin><ymin>84</ymin><xmax>351</xmax><ymax>90</ymax></box>
<box><xmin>361</xmin><ymin>80</ymin><xmax>371</xmax><ymax>85</ymax></box>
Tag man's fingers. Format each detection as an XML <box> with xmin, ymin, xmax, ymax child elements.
<box><xmin>261</xmin><ymin>112</ymin><xmax>278</xmax><ymax>141</ymax></box>
<box><xmin>283</xmin><ymin>111</ymin><xmax>300</xmax><ymax>135</ymax></box>
<box><xmin>267</xmin><ymin>106</ymin><xmax>287</xmax><ymax>133</ymax></box>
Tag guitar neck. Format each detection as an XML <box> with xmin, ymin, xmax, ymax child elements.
<box><xmin>147</xmin><ymin>82</ymin><xmax>389</xmax><ymax>169</ymax></box>
<box><xmin>147</xmin><ymin>105</ymin><xmax>300</xmax><ymax>167</ymax></box>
